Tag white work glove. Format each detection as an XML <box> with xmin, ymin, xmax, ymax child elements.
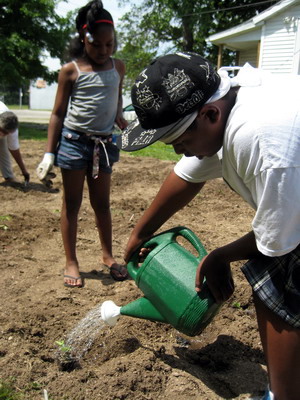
<box><xmin>36</xmin><ymin>153</ymin><xmax>56</xmax><ymax>187</ymax></box>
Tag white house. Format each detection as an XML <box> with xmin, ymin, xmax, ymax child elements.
<box><xmin>29</xmin><ymin>79</ymin><xmax>58</xmax><ymax>110</ymax></box>
<box><xmin>207</xmin><ymin>0</ymin><xmax>300</xmax><ymax>74</ymax></box>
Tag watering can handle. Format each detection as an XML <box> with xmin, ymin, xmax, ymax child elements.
<box><xmin>127</xmin><ymin>226</ymin><xmax>207</xmax><ymax>280</ymax></box>
<box><xmin>174</xmin><ymin>226</ymin><xmax>207</xmax><ymax>261</ymax></box>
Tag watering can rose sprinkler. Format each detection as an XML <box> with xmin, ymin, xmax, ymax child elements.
<box><xmin>101</xmin><ymin>226</ymin><xmax>222</xmax><ymax>337</ymax></box>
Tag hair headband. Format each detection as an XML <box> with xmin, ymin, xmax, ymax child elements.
<box><xmin>82</xmin><ymin>19</ymin><xmax>114</xmax><ymax>29</ymax></box>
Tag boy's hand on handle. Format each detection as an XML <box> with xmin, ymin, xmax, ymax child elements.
<box><xmin>36</xmin><ymin>153</ymin><xmax>56</xmax><ymax>187</ymax></box>
<box><xmin>195</xmin><ymin>250</ymin><xmax>234</xmax><ymax>304</ymax></box>
<box><xmin>136</xmin><ymin>247</ymin><xmax>153</xmax><ymax>263</ymax></box>
<box><xmin>124</xmin><ymin>233</ymin><xmax>153</xmax><ymax>264</ymax></box>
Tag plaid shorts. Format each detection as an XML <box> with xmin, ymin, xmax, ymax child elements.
<box><xmin>242</xmin><ymin>245</ymin><xmax>300</xmax><ymax>328</ymax></box>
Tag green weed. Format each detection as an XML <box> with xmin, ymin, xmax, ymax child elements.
<box><xmin>55</xmin><ymin>340</ymin><xmax>79</xmax><ymax>372</ymax></box>
<box><xmin>0</xmin><ymin>379</ymin><xmax>21</xmax><ymax>400</ymax></box>
<box><xmin>0</xmin><ymin>215</ymin><xmax>12</xmax><ymax>221</ymax></box>
<box><xmin>55</xmin><ymin>340</ymin><xmax>72</xmax><ymax>353</ymax></box>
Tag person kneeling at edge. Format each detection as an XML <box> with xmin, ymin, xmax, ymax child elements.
<box><xmin>0</xmin><ymin>102</ymin><xmax>30</xmax><ymax>185</ymax></box>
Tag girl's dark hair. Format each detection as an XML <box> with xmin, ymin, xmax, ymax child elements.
<box><xmin>66</xmin><ymin>0</ymin><xmax>117</xmax><ymax>60</ymax></box>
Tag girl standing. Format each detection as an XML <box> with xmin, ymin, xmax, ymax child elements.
<box><xmin>37</xmin><ymin>0</ymin><xmax>128</xmax><ymax>287</ymax></box>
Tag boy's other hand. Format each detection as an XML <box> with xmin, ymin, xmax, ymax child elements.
<box><xmin>195</xmin><ymin>251</ymin><xmax>234</xmax><ymax>303</ymax></box>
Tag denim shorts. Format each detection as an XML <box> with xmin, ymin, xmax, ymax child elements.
<box><xmin>55</xmin><ymin>127</ymin><xmax>120</xmax><ymax>174</ymax></box>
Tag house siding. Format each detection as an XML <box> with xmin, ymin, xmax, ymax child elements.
<box><xmin>238</xmin><ymin>47</ymin><xmax>258</xmax><ymax>67</ymax></box>
<box><xmin>29</xmin><ymin>80</ymin><xmax>57</xmax><ymax>110</ymax></box>
<box><xmin>259</xmin><ymin>4</ymin><xmax>300</xmax><ymax>74</ymax></box>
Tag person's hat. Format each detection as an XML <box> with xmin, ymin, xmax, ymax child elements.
<box><xmin>117</xmin><ymin>52</ymin><xmax>221</xmax><ymax>152</ymax></box>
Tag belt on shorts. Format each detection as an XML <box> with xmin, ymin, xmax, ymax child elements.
<box><xmin>84</xmin><ymin>133</ymin><xmax>113</xmax><ymax>179</ymax></box>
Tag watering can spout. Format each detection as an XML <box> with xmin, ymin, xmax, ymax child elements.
<box><xmin>120</xmin><ymin>297</ymin><xmax>167</xmax><ymax>323</ymax></box>
<box><xmin>101</xmin><ymin>300</ymin><xmax>121</xmax><ymax>326</ymax></box>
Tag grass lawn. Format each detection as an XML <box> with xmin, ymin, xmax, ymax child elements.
<box><xmin>19</xmin><ymin>123</ymin><xmax>181</xmax><ymax>162</ymax></box>
<box><xmin>19</xmin><ymin>123</ymin><xmax>48</xmax><ymax>140</ymax></box>
<box><xmin>127</xmin><ymin>140</ymin><xmax>180</xmax><ymax>161</ymax></box>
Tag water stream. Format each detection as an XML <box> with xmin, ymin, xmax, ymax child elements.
<box><xmin>60</xmin><ymin>303</ymin><xmax>108</xmax><ymax>361</ymax></box>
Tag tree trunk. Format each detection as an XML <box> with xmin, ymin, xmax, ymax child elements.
<box><xmin>182</xmin><ymin>16</ymin><xmax>194</xmax><ymax>51</ymax></box>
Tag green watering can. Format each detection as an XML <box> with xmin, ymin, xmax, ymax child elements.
<box><xmin>101</xmin><ymin>226</ymin><xmax>221</xmax><ymax>337</ymax></box>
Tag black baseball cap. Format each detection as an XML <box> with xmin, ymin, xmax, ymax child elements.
<box><xmin>117</xmin><ymin>52</ymin><xmax>221</xmax><ymax>152</ymax></box>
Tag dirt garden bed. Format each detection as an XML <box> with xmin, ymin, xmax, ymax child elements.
<box><xmin>0</xmin><ymin>140</ymin><xmax>267</xmax><ymax>400</ymax></box>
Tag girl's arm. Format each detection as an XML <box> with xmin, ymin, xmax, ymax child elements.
<box><xmin>114</xmin><ymin>58</ymin><xmax>128</xmax><ymax>130</ymax></box>
<box><xmin>124</xmin><ymin>170</ymin><xmax>205</xmax><ymax>261</ymax></box>
<box><xmin>45</xmin><ymin>63</ymin><xmax>76</xmax><ymax>153</ymax></box>
<box><xmin>37</xmin><ymin>62</ymin><xmax>76</xmax><ymax>182</ymax></box>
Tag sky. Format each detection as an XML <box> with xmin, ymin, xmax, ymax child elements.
<box><xmin>56</xmin><ymin>0</ymin><xmax>133</xmax><ymax>25</ymax></box>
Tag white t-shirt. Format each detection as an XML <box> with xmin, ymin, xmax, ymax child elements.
<box><xmin>174</xmin><ymin>74</ymin><xmax>300</xmax><ymax>257</ymax></box>
<box><xmin>0</xmin><ymin>101</ymin><xmax>19</xmax><ymax>150</ymax></box>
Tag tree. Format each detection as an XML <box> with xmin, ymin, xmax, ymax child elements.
<box><xmin>116</xmin><ymin>0</ymin><xmax>279</xmax><ymax>93</ymax></box>
<box><xmin>0</xmin><ymin>0</ymin><xmax>74</xmax><ymax>87</ymax></box>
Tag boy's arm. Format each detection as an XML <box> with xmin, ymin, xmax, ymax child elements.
<box><xmin>124</xmin><ymin>170</ymin><xmax>205</xmax><ymax>261</ymax></box>
<box><xmin>9</xmin><ymin>148</ymin><xmax>30</xmax><ymax>182</ymax></box>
